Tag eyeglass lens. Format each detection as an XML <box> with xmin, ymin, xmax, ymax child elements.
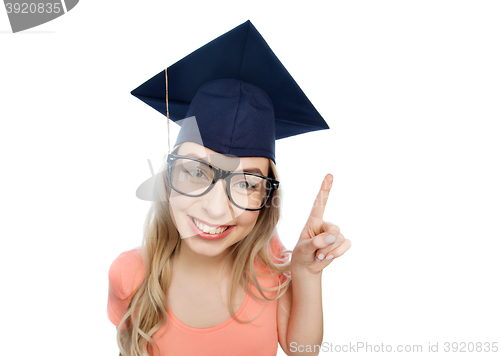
<box><xmin>170</xmin><ymin>158</ymin><xmax>271</xmax><ymax>210</ymax></box>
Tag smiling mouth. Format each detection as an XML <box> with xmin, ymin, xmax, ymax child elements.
<box><xmin>192</xmin><ymin>217</ymin><xmax>230</xmax><ymax>235</ymax></box>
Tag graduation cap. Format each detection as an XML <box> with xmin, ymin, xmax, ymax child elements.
<box><xmin>131</xmin><ymin>20</ymin><xmax>329</xmax><ymax>164</ymax></box>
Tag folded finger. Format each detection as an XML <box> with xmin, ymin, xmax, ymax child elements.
<box><xmin>315</xmin><ymin>233</ymin><xmax>347</xmax><ymax>262</ymax></box>
<box><xmin>298</xmin><ymin>229</ymin><xmax>336</xmax><ymax>256</ymax></box>
<box><xmin>324</xmin><ymin>237</ymin><xmax>352</xmax><ymax>262</ymax></box>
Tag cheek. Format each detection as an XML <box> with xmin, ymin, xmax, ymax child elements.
<box><xmin>169</xmin><ymin>191</ymin><xmax>194</xmax><ymax>212</ymax></box>
<box><xmin>236</xmin><ymin>211</ymin><xmax>260</xmax><ymax>230</ymax></box>
<box><xmin>169</xmin><ymin>193</ymin><xmax>197</xmax><ymax>239</ymax></box>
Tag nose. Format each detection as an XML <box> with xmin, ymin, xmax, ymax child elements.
<box><xmin>201</xmin><ymin>178</ymin><xmax>233</xmax><ymax>219</ymax></box>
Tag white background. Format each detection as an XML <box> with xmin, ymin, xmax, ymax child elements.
<box><xmin>1</xmin><ymin>1</ymin><xmax>499</xmax><ymax>355</ymax></box>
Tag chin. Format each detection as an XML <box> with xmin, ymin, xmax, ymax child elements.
<box><xmin>182</xmin><ymin>236</ymin><xmax>234</xmax><ymax>257</ymax></box>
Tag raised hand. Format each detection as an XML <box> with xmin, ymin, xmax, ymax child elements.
<box><xmin>291</xmin><ymin>174</ymin><xmax>352</xmax><ymax>275</ymax></box>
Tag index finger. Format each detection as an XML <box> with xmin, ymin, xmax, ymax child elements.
<box><xmin>308</xmin><ymin>174</ymin><xmax>333</xmax><ymax>221</ymax></box>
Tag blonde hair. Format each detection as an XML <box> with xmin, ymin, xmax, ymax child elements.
<box><xmin>115</xmin><ymin>156</ymin><xmax>291</xmax><ymax>356</ymax></box>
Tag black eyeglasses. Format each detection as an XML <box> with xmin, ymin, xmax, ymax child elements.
<box><xmin>165</xmin><ymin>154</ymin><xmax>279</xmax><ymax>211</ymax></box>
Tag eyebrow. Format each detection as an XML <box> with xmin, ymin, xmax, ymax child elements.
<box><xmin>181</xmin><ymin>153</ymin><xmax>265</xmax><ymax>176</ymax></box>
<box><xmin>242</xmin><ymin>168</ymin><xmax>265</xmax><ymax>175</ymax></box>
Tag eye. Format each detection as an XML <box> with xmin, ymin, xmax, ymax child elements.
<box><xmin>234</xmin><ymin>180</ymin><xmax>255</xmax><ymax>189</ymax></box>
<box><xmin>186</xmin><ymin>168</ymin><xmax>210</xmax><ymax>180</ymax></box>
<box><xmin>232</xmin><ymin>176</ymin><xmax>262</xmax><ymax>191</ymax></box>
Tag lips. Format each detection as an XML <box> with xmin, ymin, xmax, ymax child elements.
<box><xmin>188</xmin><ymin>216</ymin><xmax>235</xmax><ymax>240</ymax></box>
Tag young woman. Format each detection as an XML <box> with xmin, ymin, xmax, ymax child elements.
<box><xmin>107</xmin><ymin>22</ymin><xmax>351</xmax><ymax>356</ymax></box>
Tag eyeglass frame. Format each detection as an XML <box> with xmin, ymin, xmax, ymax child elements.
<box><xmin>165</xmin><ymin>153</ymin><xmax>280</xmax><ymax>211</ymax></box>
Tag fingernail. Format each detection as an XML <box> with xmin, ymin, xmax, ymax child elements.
<box><xmin>325</xmin><ymin>235</ymin><xmax>336</xmax><ymax>244</ymax></box>
<box><xmin>326</xmin><ymin>255</ymin><xmax>334</xmax><ymax>260</ymax></box>
<box><xmin>316</xmin><ymin>254</ymin><xmax>325</xmax><ymax>261</ymax></box>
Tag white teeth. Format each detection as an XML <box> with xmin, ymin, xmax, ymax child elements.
<box><xmin>193</xmin><ymin>218</ymin><xmax>229</xmax><ymax>235</ymax></box>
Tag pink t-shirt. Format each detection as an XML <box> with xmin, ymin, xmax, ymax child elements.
<box><xmin>107</xmin><ymin>237</ymin><xmax>288</xmax><ymax>356</ymax></box>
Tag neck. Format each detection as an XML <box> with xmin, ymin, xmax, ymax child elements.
<box><xmin>173</xmin><ymin>239</ymin><xmax>234</xmax><ymax>280</ymax></box>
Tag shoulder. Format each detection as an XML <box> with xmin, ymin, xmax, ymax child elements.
<box><xmin>108</xmin><ymin>247</ymin><xmax>146</xmax><ymax>300</ymax></box>
<box><xmin>268</xmin><ymin>234</ymin><xmax>290</xmax><ymax>264</ymax></box>
<box><xmin>252</xmin><ymin>235</ymin><xmax>290</xmax><ymax>290</ymax></box>
<box><xmin>253</xmin><ymin>234</ymin><xmax>290</xmax><ymax>272</ymax></box>
<box><xmin>254</xmin><ymin>236</ymin><xmax>279</xmax><ymax>271</ymax></box>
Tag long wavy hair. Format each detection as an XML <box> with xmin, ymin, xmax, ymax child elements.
<box><xmin>115</xmin><ymin>150</ymin><xmax>292</xmax><ymax>356</ymax></box>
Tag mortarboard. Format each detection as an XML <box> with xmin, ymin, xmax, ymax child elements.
<box><xmin>130</xmin><ymin>20</ymin><xmax>329</xmax><ymax>163</ymax></box>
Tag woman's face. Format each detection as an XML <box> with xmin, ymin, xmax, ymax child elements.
<box><xmin>168</xmin><ymin>142</ymin><xmax>270</xmax><ymax>258</ymax></box>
